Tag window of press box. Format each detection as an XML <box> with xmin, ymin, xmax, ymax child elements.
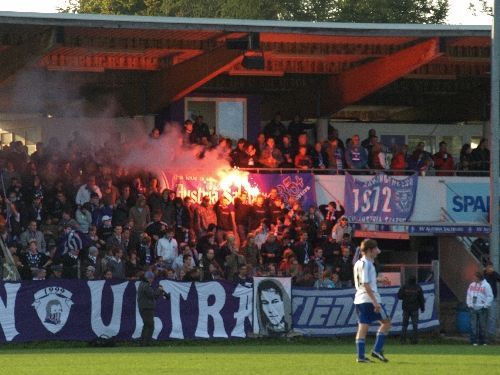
<box><xmin>185</xmin><ymin>98</ymin><xmax>247</xmax><ymax>142</ymax></box>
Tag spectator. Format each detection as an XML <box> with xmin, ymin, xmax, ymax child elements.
<box><xmin>263</xmin><ymin>112</ymin><xmax>286</xmax><ymax>146</ymax></box>
<box><xmin>230</xmin><ymin>138</ymin><xmax>247</xmax><ymax>167</ymax></box>
<box><xmin>75</xmin><ymin>203</ymin><xmax>92</xmax><ymax>234</ymax></box>
<box><xmin>214</xmin><ymin>196</ymin><xmax>236</xmax><ymax>244</ymax></box>
<box><xmin>279</xmin><ymin>135</ymin><xmax>295</xmax><ymax>168</ymax></box>
<box><xmin>129</xmin><ymin>195</ymin><xmax>151</xmax><ymax>235</ymax></box>
<box><xmin>294</xmin><ymin>146</ymin><xmax>313</xmax><ymax>170</ymax></box>
<box><xmin>20</xmin><ymin>239</ymin><xmax>51</xmax><ymax>280</ymax></box>
<box><xmin>331</xmin><ymin>216</ymin><xmax>352</xmax><ymax>242</ymax></box>
<box><xmin>234</xmin><ymin>192</ymin><xmax>251</xmax><ymax>242</ymax></box>
<box><xmin>156</xmin><ymin>229</ymin><xmax>178</xmax><ymax>268</ymax></box>
<box><xmin>457</xmin><ymin>143</ymin><xmax>473</xmax><ymax>175</ymax></box>
<box><xmin>311</xmin><ymin>142</ymin><xmax>329</xmax><ymax>170</ymax></box>
<box><xmin>182</xmin><ymin>120</ymin><xmax>196</xmax><ymax>145</ymax></box>
<box><xmin>345</xmin><ymin>135</ymin><xmax>368</xmax><ymax>171</ymax></box>
<box><xmin>75</xmin><ymin>175</ymin><xmax>102</xmax><ymax>206</ymax></box>
<box><xmin>471</xmin><ymin>138</ymin><xmax>490</xmax><ymax>172</ymax></box>
<box><xmin>195</xmin><ymin>196</ymin><xmax>217</xmax><ymax>237</ymax></box>
<box><xmin>193</xmin><ymin>115</ymin><xmax>211</xmax><ymax>143</ymax></box>
<box><xmin>241</xmin><ymin>234</ymin><xmax>260</xmax><ymax>270</ymax></box>
<box><xmin>390</xmin><ymin>144</ymin><xmax>408</xmax><ymax>174</ymax></box>
<box><xmin>466</xmin><ymin>271</ymin><xmax>493</xmax><ymax>345</ymax></box>
<box><xmin>259</xmin><ymin>137</ymin><xmax>283</xmax><ymax>168</ymax></box>
<box><xmin>261</xmin><ymin>233</ymin><xmax>281</xmax><ymax>265</ymax></box>
<box><xmin>234</xmin><ymin>264</ymin><xmax>253</xmax><ymax>288</ymax></box>
<box><xmin>20</xmin><ymin>220</ymin><xmax>46</xmax><ymax>254</ymax></box>
<box><xmin>407</xmin><ymin>142</ymin><xmax>432</xmax><ymax>175</ymax></box>
<box><xmin>484</xmin><ymin>262</ymin><xmax>500</xmax><ymax>340</ymax></box>
<box><xmin>314</xmin><ymin>269</ymin><xmax>336</xmax><ymax>289</ymax></box>
<box><xmin>335</xmin><ymin>243</ymin><xmax>353</xmax><ymax>288</ymax></box>
<box><xmin>361</xmin><ymin>128</ymin><xmax>377</xmax><ymax>149</ymax></box>
<box><xmin>82</xmin><ymin>246</ymin><xmax>102</xmax><ymax>279</ymax></box>
<box><xmin>62</xmin><ymin>247</ymin><xmax>80</xmax><ymax>279</ymax></box>
<box><xmin>107</xmin><ymin>247</ymin><xmax>125</xmax><ymax>279</ymax></box>
<box><xmin>398</xmin><ymin>276</ymin><xmax>425</xmax><ymax>344</ymax></box>
<box><xmin>369</xmin><ymin>142</ymin><xmax>387</xmax><ymax>170</ymax></box>
<box><xmin>433</xmin><ymin>141</ymin><xmax>454</xmax><ymax>176</ymax></box>
<box><xmin>325</xmin><ymin>138</ymin><xmax>344</xmax><ymax>173</ymax></box>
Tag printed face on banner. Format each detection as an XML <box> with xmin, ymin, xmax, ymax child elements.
<box><xmin>253</xmin><ymin>278</ymin><xmax>292</xmax><ymax>336</ymax></box>
<box><xmin>32</xmin><ymin>287</ymin><xmax>74</xmax><ymax>334</ymax></box>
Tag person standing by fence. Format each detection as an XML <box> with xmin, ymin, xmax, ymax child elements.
<box><xmin>466</xmin><ymin>271</ymin><xmax>493</xmax><ymax>346</ymax></box>
<box><xmin>398</xmin><ymin>276</ymin><xmax>425</xmax><ymax>344</ymax></box>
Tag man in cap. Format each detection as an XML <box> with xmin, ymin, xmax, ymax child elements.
<box><xmin>137</xmin><ymin>271</ymin><xmax>166</xmax><ymax>345</ymax></box>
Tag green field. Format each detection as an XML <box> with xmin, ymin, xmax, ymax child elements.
<box><xmin>1</xmin><ymin>341</ymin><xmax>498</xmax><ymax>375</ymax></box>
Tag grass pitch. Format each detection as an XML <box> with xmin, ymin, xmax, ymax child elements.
<box><xmin>0</xmin><ymin>340</ymin><xmax>498</xmax><ymax>375</ymax></box>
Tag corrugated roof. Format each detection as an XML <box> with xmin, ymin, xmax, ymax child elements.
<box><xmin>0</xmin><ymin>11</ymin><xmax>492</xmax><ymax>37</ymax></box>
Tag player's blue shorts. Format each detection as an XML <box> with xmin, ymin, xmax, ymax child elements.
<box><xmin>355</xmin><ymin>303</ymin><xmax>389</xmax><ymax>324</ymax></box>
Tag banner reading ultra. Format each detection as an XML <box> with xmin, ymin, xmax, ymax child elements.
<box><xmin>344</xmin><ymin>173</ymin><xmax>418</xmax><ymax>223</ymax></box>
<box><xmin>0</xmin><ymin>280</ymin><xmax>438</xmax><ymax>342</ymax></box>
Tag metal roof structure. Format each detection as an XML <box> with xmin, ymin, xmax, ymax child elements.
<box><xmin>0</xmin><ymin>11</ymin><xmax>493</xmax><ymax>120</ymax></box>
<box><xmin>0</xmin><ymin>11</ymin><xmax>492</xmax><ymax>36</ymax></box>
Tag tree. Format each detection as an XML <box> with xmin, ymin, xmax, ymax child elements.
<box><xmin>60</xmin><ymin>0</ymin><xmax>450</xmax><ymax>24</ymax></box>
<box><xmin>468</xmin><ymin>0</ymin><xmax>493</xmax><ymax>17</ymax></box>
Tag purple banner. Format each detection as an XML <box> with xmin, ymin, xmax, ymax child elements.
<box><xmin>248</xmin><ymin>173</ymin><xmax>317</xmax><ymax>208</ymax></box>
<box><xmin>0</xmin><ymin>280</ymin><xmax>438</xmax><ymax>342</ymax></box>
<box><xmin>162</xmin><ymin>171</ymin><xmax>316</xmax><ymax>207</ymax></box>
<box><xmin>344</xmin><ymin>173</ymin><xmax>418</xmax><ymax>223</ymax></box>
<box><xmin>0</xmin><ymin>280</ymin><xmax>253</xmax><ymax>342</ymax></box>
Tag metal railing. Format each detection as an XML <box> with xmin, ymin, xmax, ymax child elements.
<box><xmin>237</xmin><ymin>167</ymin><xmax>490</xmax><ymax>176</ymax></box>
<box><xmin>440</xmin><ymin>207</ymin><xmax>490</xmax><ymax>266</ymax></box>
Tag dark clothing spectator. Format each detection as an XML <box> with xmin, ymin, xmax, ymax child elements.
<box><xmin>62</xmin><ymin>252</ymin><xmax>80</xmax><ymax>279</ymax></box>
<box><xmin>311</xmin><ymin>148</ymin><xmax>329</xmax><ymax>169</ymax></box>
<box><xmin>398</xmin><ymin>278</ymin><xmax>425</xmax><ymax>344</ymax></box>
<box><xmin>263</xmin><ymin>119</ymin><xmax>286</xmax><ymax>146</ymax></box>
<box><xmin>345</xmin><ymin>145</ymin><xmax>368</xmax><ymax>170</ymax></box>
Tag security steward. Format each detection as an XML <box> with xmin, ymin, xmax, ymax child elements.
<box><xmin>137</xmin><ymin>271</ymin><xmax>166</xmax><ymax>345</ymax></box>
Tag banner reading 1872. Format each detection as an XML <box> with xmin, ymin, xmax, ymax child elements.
<box><xmin>344</xmin><ymin>173</ymin><xmax>418</xmax><ymax>223</ymax></box>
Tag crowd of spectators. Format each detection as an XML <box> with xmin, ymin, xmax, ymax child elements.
<box><xmin>0</xmin><ymin>113</ymin><xmax>491</xmax><ymax>286</ymax></box>
<box><xmin>182</xmin><ymin>113</ymin><xmax>491</xmax><ymax>176</ymax></box>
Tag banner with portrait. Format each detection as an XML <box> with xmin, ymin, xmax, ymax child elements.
<box><xmin>0</xmin><ymin>280</ymin><xmax>439</xmax><ymax>342</ymax></box>
<box><xmin>253</xmin><ymin>277</ymin><xmax>292</xmax><ymax>336</ymax></box>
<box><xmin>344</xmin><ymin>173</ymin><xmax>418</xmax><ymax>223</ymax></box>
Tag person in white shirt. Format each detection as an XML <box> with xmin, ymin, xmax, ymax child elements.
<box><xmin>75</xmin><ymin>176</ymin><xmax>102</xmax><ymax>206</ymax></box>
<box><xmin>466</xmin><ymin>271</ymin><xmax>493</xmax><ymax>345</ymax></box>
<box><xmin>353</xmin><ymin>239</ymin><xmax>391</xmax><ymax>363</ymax></box>
<box><xmin>156</xmin><ymin>229</ymin><xmax>178</xmax><ymax>267</ymax></box>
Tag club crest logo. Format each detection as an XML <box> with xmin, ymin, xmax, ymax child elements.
<box><xmin>32</xmin><ymin>287</ymin><xmax>74</xmax><ymax>334</ymax></box>
<box><xmin>395</xmin><ymin>189</ymin><xmax>413</xmax><ymax>212</ymax></box>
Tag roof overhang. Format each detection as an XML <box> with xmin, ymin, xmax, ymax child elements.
<box><xmin>0</xmin><ymin>11</ymin><xmax>492</xmax><ymax>37</ymax></box>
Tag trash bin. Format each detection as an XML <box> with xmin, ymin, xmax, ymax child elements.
<box><xmin>456</xmin><ymin>304</ymin><xmax>471</xmax><ymax>334</ymax></box>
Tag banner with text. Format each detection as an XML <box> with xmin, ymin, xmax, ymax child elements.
<box><xmin>445</xmin><ymin>182</ymin><xmax>489</xmax><ymax>223</ymax></box>
<box><xmin>293</xmin><ymin>283</ymin><xmax>439</xmax><ymax>336</ymax></box>
<box><xmin>344</xmin><ymin>173</ymin><xmax>418</xmax><ymax>223</ymax></box>
<box><xmin>163</xmin><ymin>171</ymin><xmax>316</xmax><ymax>206</ymax></box>
<box><xmin>0</xmin><ymin>280</ymin><xmax>253</xmax><ymax>343</ymax></box>
<box><xmin>0</xmin><ymin>281</ymin><xmax>438</xmax><ymax>342</ymax></box>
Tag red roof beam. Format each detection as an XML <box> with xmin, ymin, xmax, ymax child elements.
<box><xmin>335</xmin><ymin>37</ymin><xmax>441</xmax><ymax>107</ymax></box>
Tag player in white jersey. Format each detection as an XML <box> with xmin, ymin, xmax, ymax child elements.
<box><xmin>353</xmin><ymin>239</ymin><xmax>392</xmax><ymax>363</ymax></box>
